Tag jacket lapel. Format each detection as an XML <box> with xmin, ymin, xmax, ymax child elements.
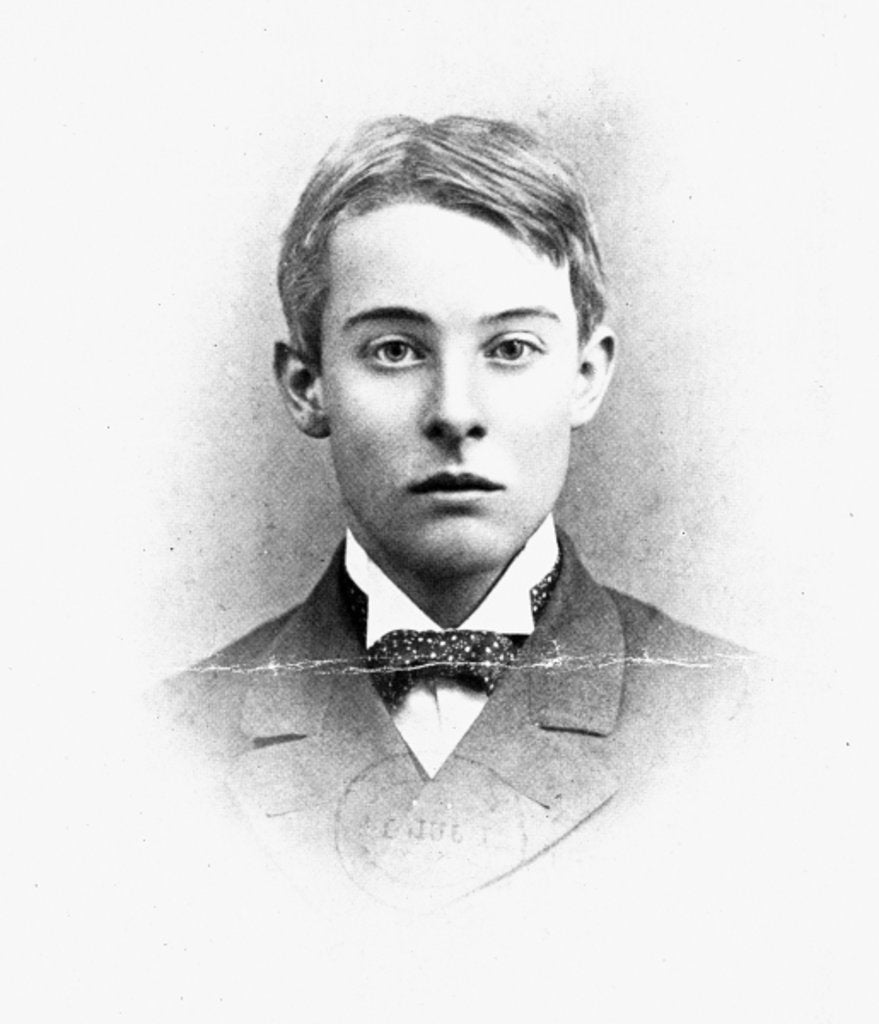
<box><xmin>225</xmin><ymin>534</ymin><xmax>628</xmax><ymax>906</ymax></box>
<box><xmin>443</xmin><ymin>536</ymin><xmax>624</xmax><ymax>879</ymax></box>
<box><xmin>227</xmin><ymin>549</ymin><xmax>421</xmax><ymax>818</ymax></box>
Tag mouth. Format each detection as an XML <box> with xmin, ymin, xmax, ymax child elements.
<box><xmin>409</xmin><ymin>472</ymin><xmax>504</xmax><ymax>495</ymax></box>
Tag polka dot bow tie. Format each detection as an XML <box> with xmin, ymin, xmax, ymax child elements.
<box><xmin>342</xmin><ymin>548</ymin><xmax>562</xmax><ymax>711</ymax></box>
<box><xmin>367</xmin><ymin>629</ymin><xmax>517</xmax><ymax>710</ymax></box>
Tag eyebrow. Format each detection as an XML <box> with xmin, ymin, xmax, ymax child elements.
<box><xmin>342</xmin><ymin>305</ymin><xmax>561</xmax><ymax>331</ymax></box>
<box><xmin>479</xmin><ymin>306</ymin><xmax>562</xmax><ymax>326</ymax></box>
<box><xmin>342</xmin><ymin>307</ymin><xmax>432</xmax><ymax>332</ymax></box>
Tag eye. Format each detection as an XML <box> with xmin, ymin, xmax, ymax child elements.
<box><xmin>369</xmin><ymin>337</ymin><xmax>423</xmax><ymax>366</ymax></box>
<box><xmin>487</xmin><ymin>336</ymin><xmax>540</xmax><ymax>363</ymax></box>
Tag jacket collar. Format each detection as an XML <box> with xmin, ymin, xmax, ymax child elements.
<box><xmin>238</xmin><ymin>529</ymin><xmax>625</xmax><ymax>748</ymax></box>
<box><xmin>345</xmin><ymin>514</ymin><xmax>560</xmax><ymax>646</ymax></box>
<box><xmin>231</xmin><ymin>534</ymin><xmax>625</xmax><ymax>903</ymax></box>
<box><xmin>526</xmin><ymin>530</ymin><xmax>625</xmax><ymax>735</ymax></box>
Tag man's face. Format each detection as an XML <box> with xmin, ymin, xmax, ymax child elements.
<box><xmin>311</xmin><ymin>202</ymin><xmax>608</xmax><ymax>582</ymax></box>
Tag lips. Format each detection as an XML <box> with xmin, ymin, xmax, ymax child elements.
<box><xmin>409</xmin><ymin>471</ymin><xmax>503</xmax><ymax>494</ymax></box>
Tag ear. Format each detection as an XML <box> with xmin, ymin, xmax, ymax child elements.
<box><xmin>570</xmin><ymin>324</ymin><xmax>617</xmax><ymax>429</ymax></box>
<box><xmin>274</xmin><ymin>342</ymin><xmax>330</xmax><ymax>438</ymax></box>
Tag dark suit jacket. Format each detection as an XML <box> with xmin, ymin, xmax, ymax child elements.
<box><xmin>158</xmin><ymin>531</ymin><xmax>762</xmax><ymax>911</ymax></box>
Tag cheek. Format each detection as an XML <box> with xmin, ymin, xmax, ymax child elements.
<box><xmin>325</xmin><ymin>378</ymin><xmax>417</xmax><ymax>481</ymax></box>
<box><xmin>502</xmin><ymin>386</ymin><xmax>574</xmax><ymax>485</ymax></box>
<box><xmin>518</xmin><ymin>425</ymin><xmax>572</xmax><ymax>482</ymax></box>
<box><xmin>325</xmin><ymin>372</ymin><xmax>383</xmax><ymax>440</ymax></box>
<box><xmin>504</xmin><ymin>376</ymin><xmax>576</xmax><ymax>442</ymax></box>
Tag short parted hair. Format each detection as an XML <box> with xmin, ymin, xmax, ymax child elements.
<box><xmin>278</xmin><ymin>115</ymin><xmax>607</xmax><ymax>368</ymax></box>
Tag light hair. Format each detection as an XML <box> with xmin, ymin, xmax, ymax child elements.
<box><xmin>278</xmin><ymin>115</ymin><xmax>607</xmax><ymax>367</ymax></box>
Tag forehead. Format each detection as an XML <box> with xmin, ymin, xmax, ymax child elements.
<box><xmin>322</xmin><ymin>202</ymin><xmax>577</xmax><ymax>328</ymax></box>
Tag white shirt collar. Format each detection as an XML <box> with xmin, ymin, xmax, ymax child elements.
<box><xmin>345</xmin><ymin>515</ymin><xmax>559</xmax><ymax>648</ymax></box>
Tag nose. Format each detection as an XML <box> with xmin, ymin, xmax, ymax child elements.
<box><xmin>421</xmin><ymin>357</ymin><xmax>486</xmax><ymax>448</ymax></box>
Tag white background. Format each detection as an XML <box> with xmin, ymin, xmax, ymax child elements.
<box><xmin>3</xmin><ymin>1</ymin><xmax>874</xmax><ymax>1020</ymax></box>
<box><xmin>5</xmin><ymin>0</ymin><xmax>872</xmax><ymax>681</ymax></box>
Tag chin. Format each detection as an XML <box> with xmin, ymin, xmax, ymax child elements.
<box><xmin>394</xmin><ymin>517</ymin><xmax>530</xmax><ymax>582</ymax></box>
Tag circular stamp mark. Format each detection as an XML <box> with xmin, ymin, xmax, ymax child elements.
<box><xmin>335</xmin><ymin>754</ymin><xmax>527</xmax><ymax>901</ymax></box>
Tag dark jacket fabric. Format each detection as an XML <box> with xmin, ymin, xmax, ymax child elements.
<box><xmin>157</xmin><ymin>531</ymin><xmax>763</xmax><ymax>911</ymax></box>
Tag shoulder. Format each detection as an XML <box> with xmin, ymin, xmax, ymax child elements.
<box><xmin>605</xmin><ymin>585</ymin><xmax>749</xmax><ymax>664</ymax></box>
<box><xmin>148</xmin><ymin>603</ymin><xmax>307</xmax><ymax>761</ymax></box>
<box><xmin>556</xmin><ymin>528</ymin><xmax>754</xmax><ymax>672</ymax></box>
<box><xmin>599</xmin><ymin>584</ymin><xmax>767</xmax><ymax>763</ymax></box>
<box><xmin>148</xmin><ymin>545</ymin><xmax>352</xmax><ymax>759</ymax></box>
<box><xmin>201</xmin><ymin>605</ymin><xmax>303</xmax><ymax>669</ymax></box>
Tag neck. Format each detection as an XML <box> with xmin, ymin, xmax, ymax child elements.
<box><xmin>344</xmin><ymin>520</ymin><xmax>559</xmax><ymax>632</ymax></box>
<box><xmin>377</xmin><ymin>562</ymin><xmax>506</xmax><ymax>628</ymax></box>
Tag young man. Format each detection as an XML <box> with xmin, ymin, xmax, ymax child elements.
<box><xmin>161</xmin><ymin>116</ymin><xmax>760</xmax><ymax>910</ymax></box>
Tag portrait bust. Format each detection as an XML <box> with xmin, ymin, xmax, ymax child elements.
<box><xmin>154</xmin><ymin>115</ymin><xmax>765</xmax><ymax>912</ymax></box>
